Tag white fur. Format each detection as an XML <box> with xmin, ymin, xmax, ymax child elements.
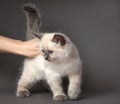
<box><xmin>17</xmin><ymin>33</ymin><xmax>82</xmax><ymax>101</ymax></box>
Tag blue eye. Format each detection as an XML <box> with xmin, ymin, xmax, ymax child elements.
<box><xmin>49</xmin><ymin>50</ymin><xmax>53</xmax><ymax>54</ymax></box>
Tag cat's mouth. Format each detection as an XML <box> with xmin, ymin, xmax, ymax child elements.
<box><xmin>44</xmin><ymin>57</ymin><xmax>57</xmax><ymax>62</ymax></box>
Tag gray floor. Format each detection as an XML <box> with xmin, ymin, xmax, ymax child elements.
<box><xmin>0</xmin><ymin>92</ymin><xmax>120</xmax><ymax>104</ymax></box>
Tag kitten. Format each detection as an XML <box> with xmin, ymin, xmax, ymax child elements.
<box><xmin>16</xmin><ymin>3</ymin><xmax>82</xmax><ymax>101</ymax></box>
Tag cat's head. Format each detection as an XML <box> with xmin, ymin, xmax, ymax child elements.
<box><xmin>33</xmin><ymin>33</ymin><xmax>72</xmax><ymax>62</ymax></box>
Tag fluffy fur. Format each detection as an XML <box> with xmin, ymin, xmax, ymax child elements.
<box><xmin>16</xmin><ymin>3</ymin><xmax>82</xmax><ymax>101</ymax></box>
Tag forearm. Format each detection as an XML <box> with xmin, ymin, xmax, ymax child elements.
<box><xmin>0</xmin><ymin>35</ymin><xmax>40</xmax><ymax>57</ymax></box>
<box><xmin>0</xmin><ymin>35</ymin><xmax>23</xmax><ymax>54</ymax></box>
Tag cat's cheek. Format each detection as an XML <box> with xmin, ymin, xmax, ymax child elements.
<box><xmin>49</xmin><ymin>57</ymin><xmax>56</xmax><ymax>61</ymax></box>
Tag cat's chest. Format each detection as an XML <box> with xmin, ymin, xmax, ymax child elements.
<box><xmin>31</xmin><ymin>56</ymin><xmax>71</xmax><ymax>77</ymax></box>
<box><xmin>33</xmin><ymin>60</ymin><xmax>66</xmax><ymax>76</ymax></box>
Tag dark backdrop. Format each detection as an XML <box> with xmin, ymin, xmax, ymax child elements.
<box><xmin>0</xmin><ymin>0</ymin><xmax>120</xmax><ymax>93</ymax></box>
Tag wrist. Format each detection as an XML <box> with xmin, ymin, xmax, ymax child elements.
<box><xmin>12</xmin><ymin>41</ymin><xmax>25</xmax><ymax>56</ymax></box>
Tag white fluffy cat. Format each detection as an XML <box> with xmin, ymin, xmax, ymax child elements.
<box><xmin>16</xmin><ymin>3</ymin><xmax>82</xmax><ymax>101</ymax></box>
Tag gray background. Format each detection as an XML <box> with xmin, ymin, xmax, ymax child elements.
<box><xmin>0</xmin><ymin>0</ymin><xmax>120</xmax><ymax>97</ymax></box>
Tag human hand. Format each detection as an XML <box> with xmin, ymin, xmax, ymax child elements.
<box><xmin>18</xmin><ymin>38</ymin><xmax>40</xmax><ymax>58</ymax></box>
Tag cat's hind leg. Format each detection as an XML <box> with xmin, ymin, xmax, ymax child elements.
<box><xmin>68</xmin><ymin>71</ymin><xmax>82</xmax><ymax>100</ymax></box>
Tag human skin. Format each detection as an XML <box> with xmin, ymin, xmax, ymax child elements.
<box><xmin>0</xmin><ymin>35</ymin><xmax>40</xmax><ymax>58</ymax></box>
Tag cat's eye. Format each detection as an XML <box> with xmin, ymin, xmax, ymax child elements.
<box><xmin>41</xmin><ymin>50</ymin><xmax>45</xmax><ymax>53</ymax></box>
<box><xmin>48</xmin><ymin>50</ymin><xmax>53</xmax><ymax>54</ymax></box>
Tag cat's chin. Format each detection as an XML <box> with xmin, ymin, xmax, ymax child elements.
<box><xmin>45</xmin><ymin>58</ymin><xmax>57</xmax><ymax>62</ymax></box>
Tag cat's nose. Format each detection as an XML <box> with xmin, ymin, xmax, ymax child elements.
<box><xmin>45</xmin><ymin>56</ymin><xmax>49</xmax><ymax>60</ymax></box>
<box><xmin>44</xmin><ymin>51</ymin><xmax>49</xmax><ymax>60</ymax></box>
<box><xmin>44</xmin><ymin>54</ymin><xmax>49</xmax><ymax>60</ymax></box>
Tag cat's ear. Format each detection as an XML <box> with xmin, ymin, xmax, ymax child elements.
<box><xmin>52</xmin><ymin>34</ymin><xmax>66</xmax><ymax>46</ymax></box>
<box><xmin>33</xmin><ymin>32</ymin><xmax>42</xmax><ymax>39</ymax></box>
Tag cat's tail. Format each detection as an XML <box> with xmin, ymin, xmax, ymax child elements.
<box><xmin>22</xmin><ymin>3</ymin><xmax>41</xmax><ymax>40</ymax></box>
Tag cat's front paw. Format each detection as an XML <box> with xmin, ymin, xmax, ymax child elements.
<box><xmin>68</xmin><ymin>89</ymin><xmax>81</xmax><ymax>100</ymax></box>
<box><xmin>54</xmin><ymin>94</ymin><xmax>67</xmax><ymax>101</ymax></box>
<box><xmin>16</xmin><ymin>90</ymin><xmax>31</xmax><ymax>98</ymax></box>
